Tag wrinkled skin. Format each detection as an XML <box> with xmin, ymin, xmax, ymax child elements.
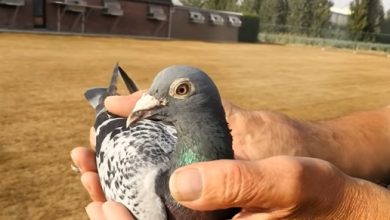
<box><xmin>71</xmin><ymin>92</ymin><xmax>390</xmax><ymax>220</ymax></box>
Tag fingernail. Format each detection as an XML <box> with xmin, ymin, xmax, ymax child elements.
<box><xmin>104</xmin><ymin>96</ymin><xmax>114</xmax><ymax>106</ymax></box>
<box><xmin>70</xmin><ymin>149</ymin><xmax>77</xmax><ymax>163</ymax></box>
<box><xmin>70</xmin><ymin>163</ymin><xmax>81</xmax><ymax>173</ymax></box>
<box><xmin>70</xmin><ymin>150</ymin><xmax>82</xmax><ymax>172</ymax></box>
<box><xmin>169</xmin><ymin>168</ymin><xmax>202</xmax><ymax>202</ymax></box>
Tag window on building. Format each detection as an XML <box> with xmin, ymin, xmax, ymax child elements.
<box><xmin>189</xmin><ymin>11</ymin><xmax>205</xmax><ymax>24</ymax></box>
<box><xmin>63</xmin><ymin>0</ymin><xmax>87</xmax><ymax>13</ymax></box>
<box><xmin>228</xmin><ymin>15</ymin><xmax>241</xmax><ymax>27</ymax></box>
<box><xmin>103</xmin><ymin>0</ymin><xmax>123</xmax><ymax>17</ymax></box>
<box><xmin>0</xmin><ymin>0</ymin><xmax>25</xmax><ymax>6</ymax></box>
<box><xmin>209</xmin><ymin>13</ymin><xmax>224</xmax><ymax>26</ymax></box>
<box><xmin>147</xmin><ymin>5</ymin><xmax>167</xmax><ymax>21</ymax></box>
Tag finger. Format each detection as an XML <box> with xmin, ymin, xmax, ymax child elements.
<box><xmin>70</xmin><ymin>147</ymin><xmax>97</xmax><ymax>173</ymax></box>
<box><xmin>169</xmin><ymin>157</ymin><xmax>301</xmax><ymax>211</ymax></box>
<box><xmin>104</xmin><ymin>91</ymin><xmax>144</xmax><ymax>117</ymax></box>
<box><xmin>90</xmin><ymin>127</ymin><xmax>96</xmax><ymax>150</ymax></box>
<box><xmin>103</xmin><ymin>201</ymin><xmax>135</xmax><ymax>220</ymax></box>
<box><xmin>85</xmin><ymin>202</ymin><xmax>105</xmax><ymax>220</ymax></box>
<box><xmin>169</xmin><ymin>160</ymin><xmax>265</xmax><ymax>210</ymax></box>
<box><xmin>81</xmin><ymin>172</ymin><xmax>106</xmax><ymax>202</ymax></box>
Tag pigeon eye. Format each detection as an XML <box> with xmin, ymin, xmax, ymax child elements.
<box><xmin>169</xmin><ymin>78</ymin><xmax>194</xmax><ymax>99</ymax></box>
<box><xmin>176</xmin><ymin>83</ymin><xmax>190</xmax><ymax>96</ymax></box>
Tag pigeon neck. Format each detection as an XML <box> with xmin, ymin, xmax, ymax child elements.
<box><xmin>169</xmin><ymin>111</ymin><xmax>234</xmax><ymax>172</ymax></box>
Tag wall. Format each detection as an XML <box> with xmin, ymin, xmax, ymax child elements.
<box><xmin>0</xmin><ymin>1</ymin><xmax>34</xmax><ymax>29</ymax></box>
<box><xmin>171</xmin><ymin>6</ymin><xmax>239</xmax><ymax>42</ymax></box>
<box><xmin>45</xmin><ymin>0</ymin><xmax>170</xmax><ymax>37</ymax></box>
<box><xmin>0</xmin><ymin>1</ymin><xmax>240</xmax><ymax>42</ymax></box>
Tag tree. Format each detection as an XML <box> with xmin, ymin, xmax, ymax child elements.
<box><xmin>285</xmin><ymin>0</ymin><xmax>332</xmax><ymax>36</ymax></box>
<box><xmin>258</xmin><ymin>0</ymin><xmax>288</xmax><ymax>32</ymax></box>
<box><xmin>348</xmin><ymin>0</ymin><xmax>385</xmax><ymax>41</ymax></box>
<box><xmin>203</xmin><ymin>0</ymin><xmax>238</xmax><ymax>11</ymax></box>
<box><xmin>181</xmin><ymin>0</ymin><xmax>238</xmax><ymax>11</ymax></box>
<box><xmin>239</xmin><ymin>0</ymin><xmax>263</xmax><ymax>15</ymax></box>
<box><xmin>379</xmin><ymin>9</ymin><xmax>390</xmax><ymax>43</ymax></box>
<box><xmin>286</xmin><ymin>0</ymin><xmax>314</xmax><ymax>35</ymax></box>
<box><xmin>367</xmin><ymin>0</ymin><xmax>385</xmax><ymax>34</ymax></box>
<box><xmin>311</xmin><ymin>0</ymin><xmax>333</xmax><ymax>37</ymax></box>
<box><xmin>180</xmin><ymin>0</ymin><xmax>205</xmax><ymax>8</ymax></box>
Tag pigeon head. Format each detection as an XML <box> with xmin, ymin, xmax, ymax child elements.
<box><xmin>127</xmin><ymin>65</ymin><xmax>224</xmax><ymax>126</ymax></box>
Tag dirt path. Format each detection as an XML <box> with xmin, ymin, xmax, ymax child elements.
<box><xmin>1</xmin><ymin>33</ymin><xmax>389</xmax><ymax>219</ymax></box>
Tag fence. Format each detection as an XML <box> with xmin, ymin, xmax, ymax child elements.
<box><xmin>258</xmin><ymin>23</ymin><xmax>390</xmax><ymax>53</ymax></box>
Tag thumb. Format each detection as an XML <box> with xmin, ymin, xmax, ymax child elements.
<box><xmin>104</xmin><ymin>91</ymin><xmax>144</xmax><ymax>117</ymax></box>
<box><xmin>169</xmin><ymin>159</ymin><xmax>277</xmax><ymax>211</ymax></box>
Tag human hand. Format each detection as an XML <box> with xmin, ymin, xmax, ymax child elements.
<box><xmin>91</xmin><ymin>95</ymin><xmax>352</xmax><ymax>219</ymax></box>
<box><xmin>76</xmin><ymin>96</ymin><xmax>390</xmax><ymax>219</ymax></box>
<box><xmin>221</xmin><ymin>100</ymin><xmax>313</xmax><ymax>160</ymax></box>
<box><xmin>168</xmin><ymin>156</ymin><xmax>390</xmax><ymax>219</ymax></box>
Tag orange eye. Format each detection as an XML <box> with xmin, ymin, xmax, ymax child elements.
<box><xmin>175</xmin><ymin>83</ymin><xmax>190</xmax><ymax>96</ymax></box>
<box><xmin>169</xmin><ymin>78</ymin><xmax>194</xmax><ymax>99</ymax></box>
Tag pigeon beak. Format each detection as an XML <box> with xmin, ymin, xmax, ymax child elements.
<box><xmin>126</xmin><ymin>93</ymin><xmax>167</xmax><ymax>127</ymax></box>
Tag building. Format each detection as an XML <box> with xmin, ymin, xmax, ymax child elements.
<box><xmin>330</xmin><ymin>6</ymin><xmax>351</xmax><ymax>27</ymax></box>
<box><xmin>0</xmin><ymin>0</ymin><xmax>242</xmax><ymax>42</ymax></box>
<box><xmin>171</xmin><ymin>5</ymin><xmax>242</xmax><ymax>41</ymax></box>
<box><xmin>0</xmin><ymin>0</ymin><xmax>34</xmax><ymax>30</ymax></box>
<box><xmin>46</xmin><ymin>0</ymin><xmax>171</xmax><ymax>37</ymax></box>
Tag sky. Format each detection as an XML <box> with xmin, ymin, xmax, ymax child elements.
<box><xmin>332</xmin><ymin>0</ymin><xmax>390</xmax><ymax>11</ymax></box>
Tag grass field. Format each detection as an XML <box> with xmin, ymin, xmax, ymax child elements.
<box><xmin>1</xmin><ymin>33</ymin><xmax>390</xmax><ymax>220</ymax></box>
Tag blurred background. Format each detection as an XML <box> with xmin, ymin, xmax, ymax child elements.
<box><xmin>1</xmin><ymin>0</ymin><xmax>390</xmax><ymax>219</ymax></box>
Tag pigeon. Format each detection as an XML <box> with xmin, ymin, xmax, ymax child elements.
<box><xmin>85</xmin><ymin>65</ymin><xmax>238</xmax><ymax>220</ymax></box>
<box><xmin>85</xmin><ymin>65</ymin><xmax>177</xmax><ymax>220</ymax></box>
<box><xmin>128</xmin><ymin>65</ymin><xmax>239</xmax><ymax>219</ymax></box>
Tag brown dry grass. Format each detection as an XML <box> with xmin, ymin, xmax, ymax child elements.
<box><xmin>1</xmin><ymin>33</ymin><xmax>390</xmax><ymax>220</ymax></box>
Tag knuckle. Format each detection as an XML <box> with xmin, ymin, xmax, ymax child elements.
<box><xmin>285</xmin><ymin>159</ymin><xmax>305</xmax><ymax>182</ymax></box>
<box><xmin>274</xmin><ymin>156</ymin><xmax>305</xmax><ymax>183</ymax></box>
<box><xmin>221</xmin><ymin>162</ymin><xmax>257</xmax><ymax>205</ymax></box>
<box><xmin>276</xmin><ymin>156</ymin><xmax>306</xmax><ymax>204</ymax></box>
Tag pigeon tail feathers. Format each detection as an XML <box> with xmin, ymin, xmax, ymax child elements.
<box><xmin>84</xmin><ymin>87</ymin><xmax>107</xmax><ymax>113</ymax></box>
<box><xmin>117</xmin><ymin>64</ymin><xmax>139</xmax><ymax>93</ymax></box>
<box><xmin>84</xmin><ymin>64</ymin><xmax>139</xmax><ymax>114</ymax></box>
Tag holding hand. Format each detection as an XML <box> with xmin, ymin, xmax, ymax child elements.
<box><xmin>72</xmin><ymin>94</ymin><xmax>390</xmax><ymax>219</ymax></box>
